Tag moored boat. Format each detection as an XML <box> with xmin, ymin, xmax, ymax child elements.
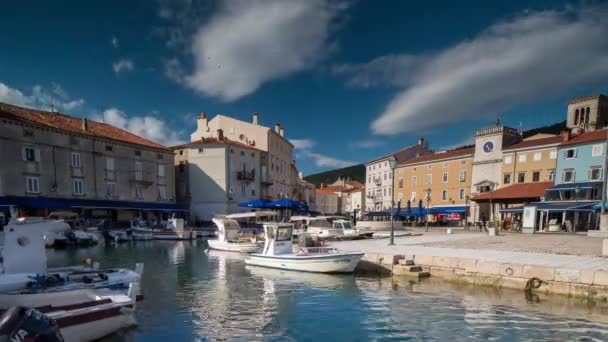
<box><xmin>131</xmin><ymin>218</ymin><xmax>195</xmax><ymax>240</ymax></box>
<box><xmin>245</xmin><ymin>223</ymin><xmax>364</xmax><ymax>273</ymax></box>
<box><xmin>207</xmin><ymin>213</ymin><xmax>262</xmax><ymax>253</ymax></box>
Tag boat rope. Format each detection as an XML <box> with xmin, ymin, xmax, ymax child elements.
<box><xmin>525</xmin><ymin>277</ymin><xmax>543</xmax><ymax>291</ymax></box>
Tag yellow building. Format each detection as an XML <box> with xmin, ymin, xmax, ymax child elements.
<box><xmin>394</xmin><ymin>147</ymin><xmax>474</xmax><ymax>219</ymax></box>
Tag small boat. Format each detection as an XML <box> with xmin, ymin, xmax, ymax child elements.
<box><xmin>131</xmin><ymin>218</ymin><xmax>196</xmax><ymax>240</ymax></box>
<box><xmin>103</xmin><ymin>230</ymin><xmax>130</xmax><ymax>243</ymax></box>
<box><xmin>291</xmin><ymin>216</ymin><xmax>373</xmax><ymax>240</ymax></box>
<box><xmin>245</xmin><ymin>223</ymin><xmax>364</xmax><ymax>273</ymax></box>
<box><xmin>207</xmin><ymin>214</ymin><xmax>262</xmax><ymax>253</ymax></box>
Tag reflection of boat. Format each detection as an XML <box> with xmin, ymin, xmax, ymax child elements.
<box><xmin>103</xmin><ymin>230</ymin><xmax>130</xmax><ymax>243</ymax></box>
<box><xmin>247</xmin><ymin>265</ymin><xmax>358</xmax><ymax>290</ymax></box>
<box><xmin>131</xmin><ymin>218</ymin><xmax>195</xmax><ymax>240</ymax></box>
<box><xmin>208</xmin><ymin>212</ymin><xmax>266</xmax><ymax>253</ymax></box>
<box><xmin>245</xmin><ymin>223</ymin><xmax>364</xmax><ymax>273</ymax></box>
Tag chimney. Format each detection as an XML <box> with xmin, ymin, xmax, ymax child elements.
<box><xmin>197</xmin><ymin>112</ymin><xmax>209</xmax><ymax>132</ymax></box>
<box><xmin>320</xmin><ymin>183</ymin><xmax>326</xmax><ymax>189</ymax></box>
<box><xmin>275</xmin><ymin>122</ymin><xmax>280</xmax><ymax>133</ymax></box>
<box><xmin>418</xmin><ymin>136</ymin><xmax>424</xmax><ymax>145</ymax></box>
<box><xmin>216</xmin><ymin>129</ymin><xmax>224</xmax><ymax>141</ymax></box>
<box><xmin>279</xmin><ymin>126</ymin><xmax>284</xmax><ymax>137</ymax></box>
<box><xmin>81</xmin><ymin>118</ymin><xmax>88</xmax><ymax>131</ymax></box>
<box><xmin>253</xmin><ymin>112</ymin><xmax>259</xmax><ymax>125</ymax></box>
<box><xmin>562</xmin><ymin>130</ymin><xmax>571</xmax><ymax>142</ymax></box>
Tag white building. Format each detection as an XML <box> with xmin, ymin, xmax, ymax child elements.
<box><xmin>364</xmin><ymin>138</ymin><xmax>431</xmax><ymax>211</ymax></box>
<box><xmin>191</xmin><ymin>112</ymin><xmax>294</xmax><ymax>201</ymax></box>
<box><xmin>173</xmin><ymin>129</ymin><xmax>262</xmax><ymax>222</ymax></box>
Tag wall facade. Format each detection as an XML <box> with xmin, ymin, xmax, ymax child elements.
<box><xmin>501</xmin><ymin>146</ymin><xmax>558</xmax><ymax>186</ymax></box>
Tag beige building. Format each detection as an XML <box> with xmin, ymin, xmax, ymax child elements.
<box><xmin>364</xmin><ymin>138</ymin><xmax>431</xmax><ymax>211</ymax></box>
<box><xmin>500</xmin><ymin>135</ymin><xmax>561</xmax><ymax>186</ymax></box>
<box><xmin>191</xmin><ymin>112</ymin><xmax>294</xmax><ymax>201</ymax></box>
<box><xmin>394</xmin><ymin>147</ymin><xmax>474</xmax><ymax>215</ymax></box>
<box><xmin>0</xmin><ymin>102</ymin><xmax>177</xmax><ymax>222</ymax></box>
<box><xmin>566</xmin><ymin>94</ymin><xmax>608</xmax><ymax>132</ymax></box>
<box><xmin>173</xmin><ymin>129</ymin><xmax>262</xmax><ymax>222</ymax></box>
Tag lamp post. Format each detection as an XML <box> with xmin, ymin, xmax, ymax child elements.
<box><xmin>465</xmin><ymin>195</ymin><xmax>470</xmax><ymax>229</ymax></box>
<box><xmin>425</xmin><ymin>187</ymin><xmax>432</xmax><ymax>232</ymax></box>
<box><xmin>575</xmin><ymin>184</ymin><xmax>581</xmax><ymax>231</ymax></box>
<box><xmin>488</xmin><ymin>182</ymin><xmax>496</xmax><ymax>227</ymax></box>
<box><xmin>388</xmin><ymin>157</ymin><xmax>397</xmax><ymax>246</ymax></box>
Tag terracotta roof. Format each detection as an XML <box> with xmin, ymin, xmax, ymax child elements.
<box><xmin>503</xmin><ymin>136</ymin><xmax>562</xmax><ymax>151</ymax></box>
<box><xmin>0</xmin><ymin>102</ymin><xmax>169</xmax><ymax>150</ymax></box>
<box><xmin>560</xmin><ymin>129</ymin><xmax>608</xmax><ymax>147</ymax></box>
<box><xmin>171</xmin><ymin>137</ymin><xmax>263</xmax><ymax>152</ymax></box>
<box><xmin>347</xmin><ymin>180</ymin><xmax>364</xmax><ymax>188</ymax></box>
<box><xmin>568</xmin><ymin>94</ymin><xmax>606</xmax><ymax>105</ymax></box>
<box><xmin>472</xmin><ymin>181</ymin><xmax>553</xmax><ymax>201</ymax></box>
<box><xmin>399</xmin><ymin>147</ymin><xmax>474</xmax><ymax>167</ymax></box>
<box><xmin>366</xmin><ymin>143</ymin><xmax>431</xmax><ymax>164</ymax></box>
<box><xmin>342</xmin><ymin>187</ymin><xmax>364</xmax><ymax>193</ymax></box>
<box><xmin>316</xmin><ymin>188</ymin><xmax>338</xmax><ymax>195</ymax></box>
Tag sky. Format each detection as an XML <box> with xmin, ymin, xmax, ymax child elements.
<box><xmin>1</xmin><ymin>0</ymin><xmax>608</xmax><ymax>175</ymax></box>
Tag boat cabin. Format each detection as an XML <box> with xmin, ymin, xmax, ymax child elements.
<box><xmin>211</xmin><ymin>218</ymin><xmax>241</xmax><ymax>243</ymax></box>
<box><xmin>261</xmin><ymin>223</ymin><xmax>294</xmax><ymax>256</ymax></box>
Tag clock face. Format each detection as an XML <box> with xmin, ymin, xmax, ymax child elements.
<box><xmin>483</xmin><ymin>141</ymin><xmax>495</xmax><ymax>153</ymax></box>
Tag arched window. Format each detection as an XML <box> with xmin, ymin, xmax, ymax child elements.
<box><xmin>574</xmin><ymin>109</ymin><xmax>579</xmax><ymax>125</ymax></box>
<box><xmin>586</xmin><ymin>107</ymin><xmax>591</xmax><ymax>124</ymax></box>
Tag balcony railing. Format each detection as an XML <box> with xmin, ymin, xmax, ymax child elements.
<box><xmin>238</xmin><ymin>170</ymin><xmax>255</xmax><ymax>181</ymax></box>
<box><xmin>261</xmin><ymin>174</ymin><xmax>273</xmax><ymax>185</ymax></box>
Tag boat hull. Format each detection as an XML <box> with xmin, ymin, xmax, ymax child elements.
<box><xmin>208</xmin><ymin>240</ymin><xmax>259</xmax><ymax>253</ymax></box>
<box><xmin>131</xmin><ymin>227</ymin><xmax>195</xmax><ymax>240</ymax></box>
<box><xmin>57</xmin><ymin>307</ymin><xmax>136</xmax><ymax>342</ymax></box>
<box><xmin>245</xmin><ymin>253</ymin><xmax>364</xmax><ymax>273</ymax></box>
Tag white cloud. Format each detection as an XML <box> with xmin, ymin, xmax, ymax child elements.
<box><xmin>93</xmin><ymin>108</ymin><xmax>185</xmax><ymax>146</ymax></box>
<box><xmin>350</xmin><ymin>139</ymin><xmax>384</xmax><ymax>149</ymax></box>
<box><xmin>290</xmin><ymin>137</ymin><xmax>354</xmax><ymax>168</ymax></box>
<box><xmin>349</xmin><ymin>5</ymin><xmax>608</xmax><ymax>135</ymax></box>
<box><xmin>112</xmin><ymin>59</ymin><xmax>135</xmax><ymax>74</ymax></box>
<box><xmin>182</xmin><ymin>0</ymin><xmax>345</xmax><ymax>101</ymax></box>
<box><xmin>290</xmin><ymin>139</ymin><xmax>316</xmax><ymax>150</ymax></box>
<box><xmin>0</xmin><ymin>82</ymin><xmax>85</xmax><ymax>112</ymax></box>
<box><xmin>333</xmin><ymin>54</ymin><xmax>426</xmax><ymax>88</ymax></box>
<box><xmin>163</xmin><ymin>57</ymin><xmax>184</xmax><ymax>83</ymax></box>
<box><xmin>111</xmin><ymin>36</ymin><xmax>119</xmax><ymax>49</ymax></box>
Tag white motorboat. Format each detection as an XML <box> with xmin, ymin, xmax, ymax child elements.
<box><xmin>45</xmin><ymin>230</ymin><xmax>99</xmax><ymax>248</ymax></box>
<box><xmin>336</xmin><ymin>219</ymin><xmax>374</xmax><ymax>239</ymax></box>
<box><xmin>207</xmin><ymin>211</ymin><xmax>270</xmax><ymax>253</ymax></box>
<box><xmin>245</xmin><ymin>223</ymin><xmax>364</xmax><ymax>273</ymax></box>
<box><xmin>131</xmin><ymin>218</ymin><xmax>196</xmax><ymax>240</ymax></box>
<box><xmin>290</xmin><ymin>216</ymin><xmax>372</xmax><ymax>239</ymax></box>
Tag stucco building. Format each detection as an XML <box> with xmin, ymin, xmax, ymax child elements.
<box><xmin>566</xmin><ymin>94</ymin><xmax>608</xmax><ymax>132</ymax></box>
<box><xmin>0</xmin><ymin>102</ymin><xmax>179</xmax><ymax>223</ymax></box>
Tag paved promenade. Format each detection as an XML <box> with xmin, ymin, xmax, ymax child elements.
<box><xmin>330</xmin><ymin>233</ymin><xmax>608</xmax><ymax>272</ymax></box>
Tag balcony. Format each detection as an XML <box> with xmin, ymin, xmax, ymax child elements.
<box><xmin>373</xmin><ymin>177</ymin><xmax>382</xmax><ymax>186</ymax></box>
<box><xmin>128</xmin><ymin>171</ymin><xmax>153</xmax><ymax>186</ymax></box>
<box><xmin>261</xmin><ymin>174</ymin><xmax>273</xmax><ymax>185</ymax></box>
<box><xmin>237</xmin><ymin>170</ymin><xmax>255</xmax><ymax>181</ymax></box>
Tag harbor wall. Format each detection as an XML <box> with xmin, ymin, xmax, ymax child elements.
<box><xmin>356</xmin><ymin>252</ymin><xmax>608</xmax><ymax>300</ymax></box>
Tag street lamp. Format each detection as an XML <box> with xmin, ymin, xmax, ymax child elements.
<box><xmin>465</xmin><ymin>195</ymin><xmax>470</xmax><ymax>229</ymax></box>
<box><xmin>388</xmin><ymin>157</ymin><xmax>397</xmax><ymax>246</ymax></box>
<box><xmin>488</xmin><ymin>182</ymin><xmax>496</xmax><ymax>227</ymax></box>
<box><xmin>425</xmin><ymin>187</ymin><xmax>432</xmax><ymax>232</ymax></box>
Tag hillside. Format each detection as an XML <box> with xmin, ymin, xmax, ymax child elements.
<box><xmin>303</xmin><ymin>164</ymin><xmax>365</xmax><ymax>188</ymax></box>
<box><xmin>522</xmin><ymin>120</ymin><xmax>567</xmax><ymax>138</ymax></box>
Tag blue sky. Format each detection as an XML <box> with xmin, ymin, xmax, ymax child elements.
<box><xmin>1</xmin><ymin>0</ymin><xmax>608</xmax><ymax>175</ymax></box>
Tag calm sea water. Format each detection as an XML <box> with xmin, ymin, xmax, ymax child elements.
<box><xmin>46</xmin><ymin>241</ymin><xmax>608</xmax><ymax>341</ymax></box>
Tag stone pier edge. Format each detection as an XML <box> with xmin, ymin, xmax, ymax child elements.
<box><xmin>355</xmin><ymin>252</ymin><xmax>608</xmax><ymax>300</ymax></box>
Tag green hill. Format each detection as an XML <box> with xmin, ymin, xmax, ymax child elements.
<box><xmin>303</xmin><ymin>164</ymin><xmax>365</xmax><ymax>188</ymax></box>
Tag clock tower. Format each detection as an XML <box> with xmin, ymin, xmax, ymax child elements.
<box><xmin>469</xmin><ymin>125</ymin><xmax>521</xmax><ymax>223</ymax></box>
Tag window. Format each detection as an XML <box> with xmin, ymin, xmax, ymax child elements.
<box><xmin>368</xmin><ymin>176</ymin><xmax>371</xmax><ymax>183</ymax></box>
<box><xmin>461</xmin><ymin>160</ymin><xmax>466</xmax><ymax>165</ymax></box>
<box><xmin>72</xmin><ymin>179</ymin><xmax>83</xmax><ymax>195</ymax></box>
<box><xmin>548</xmin><ymin>169</ymin><xmax>556</xmax><ymax>181</ymax></box>
<box><xmin>574</xmin><ymin>108</ymin><xmax>579</xmax><ymax>125</ymax></box>
<box><xmin>503</xmin><ymin>173</ymin><xmax>512</xmax><ymax>184</ymax></box>
<box><xmin>389</xmin><ymin>172</ymin><xmax>392</xmax><ymax>179</ymax></box>
<box><xmin>564</xmin><ymin>148</ymin><xmax>577</xmax><ymax>159</ymax></box>
<box><xmin>25</xmin><ymin>176</ymin><xmax>40</xmax><ymax>193</ymax></box>
<box><xmin>105</xmin><ymin>157</ymin><xmax>115</xmax><ymax>171</ymax></box>
<box><xmin>241</xmin><ymin>184</ymin><xmax>246</xmax><ymax>196</ymax></box>
<box><xmin>179</xmin><ymin>162</ymin><xmax>185</xmax><ymax>173</ymax></box>
<box><xmin>459</xmin><ymin>170</ymin><xmax>466</xmax><ymax>182</ymax></box>
<box><xmin>106</xmin><ymin>182</ymin><xmax>116</xmax><ymax>198</ymax></box>
<box><xmin>135</xmin><ymin>161</ymin><xmax>143</xmax><ymax>181</ymax></box>
<box><xmin>135</xmin><ymin>185</ymin><xmax>143</xmax><ymax>199</ymax></box>
<box><xmin>398</xmin><ymin>178</ymin><xmax>403</xmax><ymax>188</ymax></box>
<box><xmin>517</xmin><ymin>172</ymin><xmax>526</xmax><ymax>183</ymax></box>
<box><xmin>411</xmin><ymin>192</ymin><xmax>416</xmax><ymax>202</ymax></box>
<box><xmin>388</xmin><ymin>188</ymin><xmax>392</xmax><ymax>196</ymax></box>
<box><xmin>442</xmin><ymin>190</ymin><xmax>448</xmax><ymax>201</ymax></box>
<box><xmin>179</xmin><ymin>150</ymin><xmax>184</xmax><ymax>156</ymax></box>
<box><xmin>198</xmin><ymin>148</ymin><xmax>204</xmax><ymax>154</ymax></box>
<box><xmin>383</xmin><ymin>188</ymin><xmax>386</xmax><ymax>196</ymax></box>
<box><xmin>533</xmin><ymin>152</ymin><xmax>542</xmax><ymax>161</ymax></box>
<box><xmin>562</xmin><ymin>169</ymin><xmax>575</xmax><ymax>183</ymax></box>
<box><xmin>589</xmin><ymin>167</ymin><xmax>602</xmax><ymax>181</ymax></box>
<box><xmin>157</xmin><ymin>164</ymin><xmax>165</xmax><ymax>177</ymax></box>
<box><xmin>550</xmin><ymin>151</ymin><xmax>557</xmax><ymax>159</ymax></box>
<box><xmin>71</xmin><ymin>152</ymin><xmax>81</xmax><ymax>168</ymax></box>
<box><xmin>412</xmin><ymin>176</ymin><xmax>417</xmax><ymax>186</ymax></box>
<box><xmin>427</xmin><ymin>165</ymin><xmax>432</xmax><ymax>170</ymax></box>
<box><xmin>134</xmin><ymin>150</ymin><xmax>141</xmax><ymax>156</ymax></box>
<box><xmin>442</xmin><ymin>172</ymin><xmax>448</xmax><ymax>183</ymax></box>
<box><xmin>504</xmin><ymin>156</ymin><xmax>513</xmax><ymax>164</ymax></box>
<box><xmin>532</xmin><ymin>171</ymin><xmax>540</xmax><ymax>182</ymax></box>
<box><xmin>240</xmin><ymin>151</ymin><xmax>245</xmax><ymax>156</ymax></box>
<box><xmin>443</xmin><ymin>162</ymin><xmax>448</xmax><ymax>168</ymax></box>
<box><xmin>158</xmin><ymin>185</ymin><xmax>167</xmax><ymax>200</ymax></box>
<box><xmin>518</xmin><ymin>154</ymin><xmax>527</xmax><ymax>163</ymax></box>
<box><xmin>105</xmin><ymin>145</ymin><xmax>113</xmax><ymax>152</ymax></box>
<box><xmin>426</xmin><ymin>174</ymin><xmax>432</xmax><ymax>184</ymax></box>
<box><xmin>384</xmin><ymin>173</ymin><xmax>387</xmax><ymax>180</ymax></box>
<box><xmin>22</xmin><ymin>147</ymin><xmax>40</xmax><ymax>162</ymax></box>
<box><xmin>459</xmin><ymin>189</ymin><xmax>465</xmax><ymax>200</ymax></box>
<box><xmin>592</xmin><ymin>144</ymin><xmax>604</xmax><ymax>157</ymax></box>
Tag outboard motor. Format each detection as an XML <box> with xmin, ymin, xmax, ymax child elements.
<box><xmin>0</xmin><ymin>307</ymin><xmax>64</xmax><ymax>341</ymax></box>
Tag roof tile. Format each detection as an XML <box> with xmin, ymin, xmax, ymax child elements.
<box><xmin>472</xmin><ymin>181</ymin><xmax>553</xmax><ymax>201</ymax></box>
<box><xmin>399</xmin><ymin>147</ymin><xmax>474</xmax><ymax>166</ymax></box>
<box><xmin>560</xmin><ymin>128</ymin><xmax>608</xmax><ymax>147</ymax></box>
<box><xmin>503</xmin><ymin>136</ymin><xmax>562</xmax><ymax>151</ymax></box>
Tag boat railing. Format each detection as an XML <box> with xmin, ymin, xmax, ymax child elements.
<box><xmin>297</xmin><ymin>247</ymin><xmax>339</xmax><ymax>255</ymax></box>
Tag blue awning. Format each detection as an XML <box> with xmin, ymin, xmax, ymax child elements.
<box><xmin>499</xmin><ymin>206</ymin><xmax>524</xmax><ymax>213</ymax></box>
<box><xmin>527</xmin><ymin>201</ymin><xmax>597</xmax><ymax>211</ymax></box>
<box><xmin>547</xmin><ymin>181</ymin><xmax>602</xmax><ymax>191</ymax></box>
<box><xmin>429</xmin><ymin>206</ymin><xmax>467</xmax><ymax>214</ymax></box>
<box><xmin>268</xmin><ymin>199</ymin><xmax>308</xmax><ymax>210</ymax></box>
<box><xmin>0</xmin><ymin>196</ymin><xmax>188</xmax><ymax>212</ymax></box>
<box><xmin>238</xmin><ymin>199</ymin><xmax>271</xmax><ymax>208</ymax></box>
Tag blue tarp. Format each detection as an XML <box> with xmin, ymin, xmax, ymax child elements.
<box><xmin>238</xmin><ymin>199</ymin><xmax>271</xmax><ymax>208</ymax></box>
<box><xmin>547</xmin><ymin>181</ymin><xmax>602</xmax><ymax>191</ymax></box>
<box><xmin>0</xmin><ymin>196</ymin><xmax>188</xmax><ymax>212</ymax></box>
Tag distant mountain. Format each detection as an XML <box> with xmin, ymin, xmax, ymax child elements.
<box><xmin>303</xmin><ymin>164</ymin><xmax>365</xmax><ymax>188</ymax></box>
<box><xmin>522</xmin><ymin>120</ymin><xmax>567</xmax><ymax>138</ymax></box>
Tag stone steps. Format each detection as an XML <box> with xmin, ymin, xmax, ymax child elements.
<box><xmin>393</xmin><ymin>259</ymin><xmax>430</xmax><ymax>279</ymax></box>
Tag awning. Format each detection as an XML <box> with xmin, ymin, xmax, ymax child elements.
<box><xmin>499</xmin><ymin>206</ymin><xmax>525</xmax><ymax>214</ymax></box>
<box><xmin>546</xmin><ymin>181</ymin><xmax>602</xmax><ymax>191</ymax></box>
<box><xmin>527</xmin><ymin>201</ymin><xmax>597</xmax><ymax>211</ymax></box>
<box><xmin>268</xmin><ymin>199</ymin><xmax>309</xmax><ymax>211</ymax></box>
<box><xmin>429</xmin><ymin>206</ymin><xmax>467</xmax><ymax>214</ymax></box>
<box><xmin>0</xmin><ymin>196</ymin><xmax>188</xmax><ymax>212</ymax></box>
<box><xmin>238</xmin><ymin>199</ymin><xmax>271</xmax><ymax>208</ymax></box>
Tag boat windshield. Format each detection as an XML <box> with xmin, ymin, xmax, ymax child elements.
<box><xmin>309</xmin><ymin>220</ymin><xmax>331</xmax><ymax>228</ymax></box>
<box><xmin>276</xmin><ymin>227</ymin><xmax>293</xmax><ymax>241</ymax></box>
<box><xmin>341</xmin><ymin>222</ymin><xmax>353</xmax><ymax>229</ymax></box>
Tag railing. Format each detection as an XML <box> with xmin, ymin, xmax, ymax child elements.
<box><xmin>237</xmin><ymin>170</ymin><xmax>255</xmax><ymax>181</ymax></box>
<box><xmin>373</xmin><ymin>177</ymin><xmax>382</xmax><ymax>186</ymax></box>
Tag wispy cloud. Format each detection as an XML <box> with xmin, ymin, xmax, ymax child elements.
<box><xmin>290</xmin><ymin>139</ymin><xmax>317</xmax><ymax>150</ymax></box>
<box><xmin>0</xmin><ymin>82</ymin><xmax>85</xmax><ymax>112</ymax></box>
<box><xmin>350</xmin><ymin>139</ymin><xmax>384</xmax><ymax>149</ymax></box>
<box><xmin>111</xmin><ymin>36</ymin><xmax>119</xmax><ymax>49</ymax></box>
<box><xmin>338</xmin><ymin>5</ymin><xmax>608</xmax><ymax>135</ymax></box>
<box><xmin>161</xmin><ymin>0</ymin><xmax>346</xmax><ymax>101</ymax></box>
<box><xmin>291</xmin><ymin>138</ymin><xmax>354</xmax><ymax>169</ymax></box>
<box><xmin>112</xmin><ymin>58</ymin><xmax>135</xmax><ymax>74</ymax></box>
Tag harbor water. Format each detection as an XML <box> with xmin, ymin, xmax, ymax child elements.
<box><xmin>46</xmin><ymin>241</ymin><xmax>608</xmax><ymax>341</ymax></box>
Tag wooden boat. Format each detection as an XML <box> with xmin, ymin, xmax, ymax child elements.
<box><xmin>245</xmin><ymin>223</ymin><xmax>364</xmax><ymax>273</ymax></box>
